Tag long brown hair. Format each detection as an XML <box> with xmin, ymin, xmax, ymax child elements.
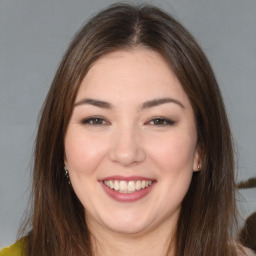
<box><xmin>20</xmin><ymin>3</ymin><xmax>239</xmax><ymax>255</ymax></box>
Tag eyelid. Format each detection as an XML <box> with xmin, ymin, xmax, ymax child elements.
<box><xmin>145</xmin><ymin>116</ymin><xmax>175</xmax><ymax>126</ymax></box>
<box><xmin>80</xmin><ymin>116</ymin><xmax>175</xmax><ymax>126</ymax></box>
<box><xmin>81</xmin><ymin>116</ymin><xmax>110</xmax><ymax>125</ymax></box>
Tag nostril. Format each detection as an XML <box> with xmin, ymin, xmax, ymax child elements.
<box><xmin>109</xmin><ymin>144</ymin><xmax>146</xmax><ymax>166</ymax></box>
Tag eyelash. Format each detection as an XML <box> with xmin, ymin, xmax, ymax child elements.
<box><xmin>81</xmin><ymin>116</ymin><xmax>109</xmax><ymax>126</ymax></box>
<box><xmin>81</xmin><ymin>116</ymin><xmax>175</xmax><ymax>127</ymax></box>
<box><xmin>147</xmin><ymin>117</ymin><xmax>175</xmax><ymax>126</ymax></box>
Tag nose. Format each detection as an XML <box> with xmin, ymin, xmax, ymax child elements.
<box><xmin>108</xmin><ymin>125</ymin><xmax>146</xmax><ymax>167</ymax></box>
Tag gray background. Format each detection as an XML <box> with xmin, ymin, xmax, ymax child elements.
<box><xmin>0</xmin><ymin>0</ymin><xmax>255</xmax><ymax>248</ymax></box>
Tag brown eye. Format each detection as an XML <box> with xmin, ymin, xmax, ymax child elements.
<box><xmin>81</xmin><ymin>117</ymin><xmax>108</xmax><ymax>125</ymax></box>
<box><xmin>148</xmin><ymin>118</ymin><xmax>175</xmax><ymax>126</ymax></box>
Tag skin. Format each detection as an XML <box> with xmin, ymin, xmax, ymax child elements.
<box><xmin>64</xmin><ymin>48</ymin><xmax>200</xmax><ymax>256</ymax></box>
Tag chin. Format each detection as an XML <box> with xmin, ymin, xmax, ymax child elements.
<box><xmin>101</xmin><ymin>213</ymin><xmax>153</xmax><ymax>235</ymax></box>
<box><xmin>107</xmin><ymin>222</ymin><xmax>149</xmax><ymax>235</ymax></box>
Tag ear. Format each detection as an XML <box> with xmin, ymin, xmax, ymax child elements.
<box><xmin>64</xmin><ymin>152</ymin><xmax>68</xmax><ymax>168</ymax></box>
<box><xmin>193</xmin><ymin>146</ymin><xmax>201</xmax><ymax>172</ymax></box>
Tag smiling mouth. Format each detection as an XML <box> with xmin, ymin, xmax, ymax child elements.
<box><xmin>103</xmin><ymin>180</ymin><xmax>154</xmax><ymax>193</ymax></box>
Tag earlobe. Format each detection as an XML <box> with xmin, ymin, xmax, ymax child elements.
<box><xmin>64</xmin><ymin>159</ymin><xmax>69</xmax><ymax>170</ymax></box>
<box><xmin>64</xmin><ymin>159</ymin><xmax>68</xmax><ymax>169</ymax></box>
<box><xmin>193</xmin><ymin>147</ymin><xmax>201</xmax><ymax>172</ymax></box>
<box><xmin>64</xmin><ymin>151</ymin><xmax>68</xmax><ymax>167</ymax></box>
<box><xmin>196</xmin><ymin>164</ymin><xmax>201</xmax><ymax>172</ymax></box>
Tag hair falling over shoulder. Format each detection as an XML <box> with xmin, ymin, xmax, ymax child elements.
<box><xmin>19</xmin><ymin>3</ymin><xmax>241</xmax><ymax>256</ymax></box>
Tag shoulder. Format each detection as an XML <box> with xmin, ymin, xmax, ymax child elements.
<box><xmin>241</xmin><ymin>247</ymin><xmax>256</xmax><ymax>256</ymax></box>
<box><xmin>237</xmin><ymin>245</ymin><xmax>256</xmax><ymax>256</ymax></box>
<box><xmin>0</xmin><ymin>239</ymin><xmax>25</xmax><ymax>256</ymax></box>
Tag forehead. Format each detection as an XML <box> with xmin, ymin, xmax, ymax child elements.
<box><xmin>76</xmin><ymin>48</ymin><xmax>191</xmax><ymax>108</ymax></box>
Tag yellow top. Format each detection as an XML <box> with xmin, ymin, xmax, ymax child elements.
<box><xmin>1</xmin><ymin>239</ymin><xmax>254</xmax><ymax>256</ymax></box>
<box><xmin>0</xmin><ymin>239</ymin><xmax>24</xmax><ymax>256</ymax></box>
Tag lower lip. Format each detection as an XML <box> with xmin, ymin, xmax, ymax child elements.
<box><xmin>100</xmin><ymin>181</ymin><xmax>156</xmax><ymax>202</ymax></box>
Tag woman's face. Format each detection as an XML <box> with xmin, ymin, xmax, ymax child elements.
<box><xmin>64</xmin><ymin>48</ymin><xmax>200</xmax><ymax>235</ymax></box>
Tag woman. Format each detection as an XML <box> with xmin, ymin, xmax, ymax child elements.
<box><xmin>0</xmin><ymin>3</ymin><xmax>247</xmax><ymax>256</ymax></box>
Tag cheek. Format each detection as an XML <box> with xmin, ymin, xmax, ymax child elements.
<box><xmin>150</xmin><ymin>135</ymin><xmax>196</xmax><ymax>210</ymax></box>
<box><xmin>64</xmin><ymin>130</ymin><xmax>107</xmax><ymax>176</ymax></box>
<box><xmin>148</xmin><ymin>134</ymin><xmax>197</xmax><ymax>174</ymax></box>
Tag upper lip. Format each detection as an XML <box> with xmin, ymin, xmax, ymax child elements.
<box><xmin>99</xmin><ymin>175</ymin><xmax>156</xmax><ymax>182</ymax></box>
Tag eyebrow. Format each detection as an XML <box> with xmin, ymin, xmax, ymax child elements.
<box><xmin>141</xmin><ymin>98</ymin><xmax>185</xmax><ymax>109</ymax></box>
<box><xmin>74</xmin><ymin>97</ymin><xmax>185</xmax><ymax>109</ymax></box>
<box><xmin>74</xmin><ymin>98</ymin><xmax>112</xmax><ymax>108</ymax></box>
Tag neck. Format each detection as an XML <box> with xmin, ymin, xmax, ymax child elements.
<box><xmin>87</xmin><ymin>217</ymin><xmax>176</xmax><ymax>256</ymax></box>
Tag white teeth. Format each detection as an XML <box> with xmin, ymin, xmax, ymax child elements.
<box><xmin>119</xmin><ymin>181</ymin><xmax>127</xmax><ymax>192</ymax></box>
<box><xmin>128</xmin><ymin>181</ymin><xmax>135</xmax><ymax>192</ymax></box>
<box><xmin>103</xmin><ymin>180</ymin><xmax>153</xmax><ymax>193</ymax></box>
<box><xmin>135</xmin><ymin>180</ymin><xmax>142</xmax><ymax>190</ymax></box>
<box><xmin>114</xmin><ymin>180</ymin><xmax>120</xmax><ymax>191</ymax></box>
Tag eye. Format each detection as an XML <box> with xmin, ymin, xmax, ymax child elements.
<box><xmin>81</xmin><ymin>116</ymin><xmax>109</xmax><ymax>126</ymax></box>
<box><xmin>147</xmin><ymin>117</ymin><xmax>175</xmax><ymax>126</ymax></box>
